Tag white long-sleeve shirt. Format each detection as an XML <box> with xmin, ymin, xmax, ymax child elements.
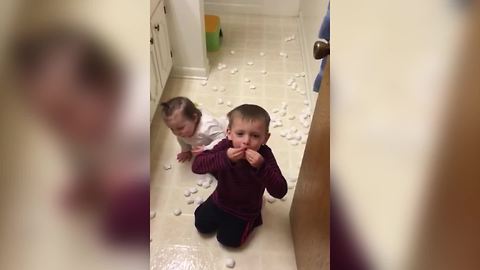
<box><xmin>177</xmin><ymin>110</ymin><xmax>227</xmax><ymax>152</ymax></box>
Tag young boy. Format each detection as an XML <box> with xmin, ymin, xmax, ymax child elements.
<box><xmin>192</xmin><ymin>104</ymin><xmax>287</xmax><ymax>247</ymax></box>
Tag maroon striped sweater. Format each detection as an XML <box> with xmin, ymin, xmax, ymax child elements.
<box><xmin>192</xmin><ymin>138</ymin><xmax>287</xmax><ymax>222</ymax></box>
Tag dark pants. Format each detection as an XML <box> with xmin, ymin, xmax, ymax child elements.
<box><xmin>194</xmin><ymin>197</ymin><xmax>258</xmax><ymax>248</ymax></box>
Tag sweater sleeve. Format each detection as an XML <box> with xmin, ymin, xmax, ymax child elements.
<box><xmin>257</xmin><ymin>147</ymin><xmax>288</xmax><ymax>198</ymax></box>
<box><xmin>192</xmin><ymin>139</ymin><xmax>231</xmax><ymax>174</ymax></box>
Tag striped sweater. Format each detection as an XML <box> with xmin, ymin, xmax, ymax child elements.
<box><xmin>192</xmin><ymin>138</ymin><xmax>287</xmax><ymax>221</ymax></box>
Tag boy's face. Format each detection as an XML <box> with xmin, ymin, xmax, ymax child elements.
<box><xmin>227</xmin><ymin>117</ymin><xmax>270</xmax><ymax>151</ymax></box>
<box><xmin>164</xmin><ymin>109</ymin><xmax>197</xmax><ymax>138</ymax></box>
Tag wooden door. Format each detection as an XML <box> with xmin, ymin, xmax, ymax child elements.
<box><xmin>290</xmin><ymin>59</ymin><xmax>330</xmax><ymax>270</ymax></box>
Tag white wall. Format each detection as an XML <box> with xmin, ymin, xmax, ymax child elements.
<box><xmin>205</xmin><ymin>0</ymin><xmax>299</xmax><ymax>17</ymax></box>
<box><xmin>165</xmin><ymin>0</ymin><xmax>209</xmax><ymax>79</ymax></box>
<box><xmin>298</xmin><ymin>0</ymin><xmax>329</xmax><ymax>95</ymax></box>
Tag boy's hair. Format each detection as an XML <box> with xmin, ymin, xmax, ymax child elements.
<box><xmin>160</xmin><ymin>97</ymin><xmax>202</xmax><ymax>121</ymax></box>
<box><xmin>227</xmin><ymin>104</ymin><xmax>270</xmax><ymax>133</ymax></box>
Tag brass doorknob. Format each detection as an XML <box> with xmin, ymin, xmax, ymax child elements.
<box><xmin>313</xmin><ymin>40</ymin><xmax>329</xmax><ymax>60</ymax></box>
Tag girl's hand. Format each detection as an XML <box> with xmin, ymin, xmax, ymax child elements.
<box><xmin>177</xmin><ymin>151</ymin><xmax>192</xmax><ymax>162</ymax></box>
<box><xmin>191</xmin><ymin>145</ymin><xmax>205</xmax><ymax>157</ymax></box>
<box><xmin>227</xmin><ymin>147</ymin><xmax>246</xmax><ymax>162</ymax></box>
<box><xmin>245</xmin><ymin>149</ymin><xmax>264</xmax><ymax>169</ymax></box>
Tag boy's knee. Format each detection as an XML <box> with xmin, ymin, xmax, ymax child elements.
<box><xmin>216</xmin><ymin>233</ymin><xmax>242</xmax><ymax>248</ymax></box>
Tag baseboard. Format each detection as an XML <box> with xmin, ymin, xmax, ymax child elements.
<box><xmin>171</xmin><ymin>65</ymin><xmax>210</xmax><ymax>80</ymax></box>
<box><xmin>204</xmin><ymin>2</ymin><xmax>262</xmax><ymax>15</ymax></box>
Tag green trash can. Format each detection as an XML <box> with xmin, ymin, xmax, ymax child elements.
<box><xmin>205</xmin><ymin>15</ymin><xmax>222</xmax><ymax>52</ymax></box>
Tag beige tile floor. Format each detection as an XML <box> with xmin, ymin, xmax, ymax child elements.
<box><xmin>151</xmin><ymin>14</ymin><xmax>313</xmax><ymax>270</ymax></box>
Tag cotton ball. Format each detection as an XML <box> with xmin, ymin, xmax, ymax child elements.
<box><xmin>244</xmin><ymin>78</ymin><xmax>251</xmax><ymax>83</ymax></box>
<box><xmin>212</xmin><ymin>86</ymin><xmax>218</xmax><ymax>91</ymax></box>
<box><xmin>200</xmin><ymin>81</ymin><xmax>207</xmax><ymax>86</ymax></box>
<box><xmin>217</xmin><ymin>98</ymin><xmax>224</xmax><ymax>105</ymax></box>
<box><xmin>300</xmin><ymin>72</ymin><xmax>306</xmax><ymax>77</ymax></box>
<box><xmin>280</xmin><ymin>110</ymin><xmax>287</xmax><ymax>117</ymax></box>
<box><xmin>194</xmin><ymin>197</ymin><xmax>204</xmax><ymax>205</ymax></box>
<box><xmin>220</xmin><ymin>86</ymin><xmax>226</xmax><ymax>92</ymax></box>
<box><xmin>163</xmin><ymin>164</ymin><xmax>172</xmax><ymax>170</ymax></box>
<box><xmin>281</xmin><ymin>102</ymin><xmax>288</xmax><ymax>110</ymax></box>
<box><xmin>206</xmin><ymin>176</ymin><xmax>214</xmax><ymax>184</ymax></box>
<box><xmin>303</xmin><ymin>100</ymin><xmax>310</xmax><ymax>106</ymax></box>
<box><xmin>247</xmin><ymin>61</ymin><xmax>254</xmax><ymax>66</ymax></box>
<box><xmin>197</xmin><ymin>179</ymin><xmax>204</xmax><ymax>186</ymax></box>
<box><xmin>186</xmin><ymin>198</ymin><xmax>195</xmax><ymax>204</ymax></box>
<box><xmin>291</xmin><ymin>83</ymin><xmax>298</xmax><ymax>89</ymax></box>
<box><xmin>301</xmin><ymin>137</ymin><xmax>308</xmax><ymax>144</ymax></box>
<box><xmin>303</xmin><ymin>130</ymin><xmax>309</xmax><ymax>135</ymax></box>
<box><xmin>202</xmin><ymin>181</ymin><xmax>210</xmax><ymax>189</ymax></box>
<box><xmin>290</xmin><ymin>141</ymin><xmax>299</xmax><ymax>146</ymax></box>
<box><xmin>226</xmin><ymin>101</ymin><xmax>232</xmax><ymax>107</ymax></box>
<box><xmin>150</xmin><ymin>211</ymin><xmax>156</xmax><ymax>219</ymax></box>
<box><xmin>286</xmin><ymin>134</ymin><xmax>294</xmax><ymax>140</ymax></box>
<box><xmin>290</xmin><ymin>127</ymin><xmax>298</xmax><ymax>133</ymax></box>
<box><xmin>302</xmin><ymin>122</ymin><xmax>310</xmax><ymax>128</ymax></box>
<box><xmin>299</xmin><ymin>90</ymin><xmax>306</xmax><ymax>95</ymax></box>
<box><xmin>230</xmin><ymin>50</ymin><xmax>235</xmax><ymax>55</ymax></box>
<box><xmin>295</xmin><ymin>73</ymin><xmax>300</xmax><ymax>77</ymax></box>
<box><xmin>288</xmin><ymin>115</ymin><xmax>295</xmax><ymax>120</ymax></box>
<box><xmin>280</xmin><ymin>130</ymin><xmax>288</xmax><ymax>137</ymax></box>
<box><xmin>173</xmin><ymin>209</ymin><xmax>182</xmax><ymax>216</ymax></box>
<box><xmin>184</xmin><ymin>190</ymin><xmax>191</xmax><ymax>197</ymax></box>
<box><xmin>265</xmin><ymin>195</ymin><xmax>276</xmax><ymax>203</ymax></box>
<box><xmin>288</xmin><ymin>182</ymin><xmax>296</xmax><ymax>189</ymax></box>
<box><xmin>280</xmin><ymin>197</ymin><xmax>287</xmax><ymax>201</ymax></box>
<box><xmin>189</xmin><ymin>187</ymin><xmax>198</xmax><ymax>194</ymax></box>
<box><xmin>225</xmin><ymin>258</ymin><xmax>235</xmax><ymax>268</ymax></box>
<box><xmin>249</xmin><ymin>84</ymin><xmax>256</xmax><ymax>90</ymax></box>
<box><xmin>272</xmin><ymin>108</ymin><xmax>279</xmax><ymax>113</ymax></box>
<box><xmin>259</xmin><ymin>52</ymin><xmax>265</xmax><ymax>56</ymax></box>
<box><xmin>261</xmin><ymin>70</ymin><xmax>267</xmax><ymax>75</ymax></box>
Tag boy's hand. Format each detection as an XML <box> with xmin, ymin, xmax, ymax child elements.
<box><xmin>227</xmin><ymin>147</ymin><xmax>246</xmax><ymax>162</ymax></box>
<box><xmin>191</xmin><ymin>145</ymin><xmax>205</xmax><ymax>157</ymax></box>
<box><xmin>177</xmin><ymin>151</ymin><xmax>192</xmax><ymax>162</ymax></box>
<box><xmin>245</xmin><ymin>149</ymin><xmax>264</xmax><ymax>169</ymax></box>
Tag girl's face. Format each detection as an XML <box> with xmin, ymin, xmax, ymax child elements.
<box><xmin>164</xmin><ymin>109</ymin><xmax>198</xmax><ymax>138</ymax></box>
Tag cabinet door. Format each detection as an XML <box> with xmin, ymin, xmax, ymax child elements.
<box><xmin>150</xmin><ymin>35</ymin><xmax>161</xmax><ymax>121</ymax></box>
<box><xmin>151</xmin><ymin>1</ymin><xmax>172</xmax><ymax>89</ymax></box>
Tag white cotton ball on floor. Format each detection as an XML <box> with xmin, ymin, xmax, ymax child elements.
<box><xmin>300</xmin><ymin>90</ymin><xmax>306</xmax><ymax>95</ymax></box>
<box><xmin>280</xmin><ymin>130</ymin><xmax>288</xmax><ymax>137</ymax></box>
<box><xmin>280</xmin><ymin>110</ymin><xmax>287</xmax><ymax>117</ymax></box>
<box><xmin>230</xmin><ymin>50</ymin><xmax>235</xmax><ymax>55</ymax></box>
<box><xmin>290</xmin><ymin>141</ymin><xmax>299</xmax><ymax>146</ymax></box>
<box><xmin>301</xmin><ymin>137</ymin><xmax>307</xmax><ymax>144</ymax></box>
<box><xmin>150</xmin><ymin>211</ymin><xmax>156</xmax><ymax>219</ymax></box>
<box><xmin>249</xmin><ymin>85</ymin><xmax>256</xmax><ymax>90</ymax></box>
<box><xmin>184</xmin><ymin>190</ymin><xmax>191</xmax><ymax>197</ymax></box>
<box><xmin>286</xmin><ymin>134</ymin><xmax>294</xmax><ymax>140</ymax></box>
<box><xmin>288</xmin><ymin>182</ymin><xmax>296</xmax><ymax>189</ymax></box>
<box><xmin>295</xmin><ymin>73</ymin><xmax>300</xmax><ymax>77</ymax></box>
<box><xmin>206</xmin><ymin>176</ymin><xmax>214</xmax><ymax>184</ymax></box>
<box><xmin>272</xmin><ymin>108</ymin><xmax>279</xmax><ymax>113</ymax></box>
<box><xmin>212</xmin><ymin>86</ymin><xmax>218</xmax><ymax>91</ymax></box>
<box><xmin>259</xmin><ymin>52</ymin><xmax>265</xmax><ymax>56</ymax></box>
<box><xmin>261</xmin><ymin>70</ymin><xmax>267</xmax><ymax>75</ymax></box>
<box><xmin>197</xmin><ymin>179</ymin><xmax>204</xmax><ymax>186</ymax></box>
<box><xmin>186</xmin><ymin>198</ymin><xmax>194</xmax><ymax>204</ymax></box>
<box><xmin>247</xmin><ymin>61</ymin><xmax>254</xmax><ymax>66</ymax></box>
<box><xmin>220</xmin><ymin>86</ymin><xmax>226</xmax><ymax>92</ymax></box>
<box><xmin>291</xmin><ymin>83</ymin><xmax>298</xmax><ymax>89</ymax></box>
<box><xmin>303</xmin><ymin>130</ymin><xmax>309</xmax><ymax>135</ymax></box>
<box><xmin>303</xmin><ymin>100</ymin><xmax>310</xmax><ymax>106</ymax></box>
<box><xmin>300</xmin><ymin>72</ymin><xmax>306</xmax><ymax>77</ymax></box>
<box><xmin>226</xmin><ymin>101</ymin><xmax>232</xmax><ymax>107</ymax></box>
<box><xmin>189</xmin><ymin>187</ymin><xmax>198</xmax><ymax>194</ymax></box>
<box><xmin>217</xmin><ymin>66</ymin><xmax>223</xmax><ymax>70</ymax></box>
<box><xmin>225</xmin><ymin>258</ymin><xmax>235</xmax><ymax>268</ymax></box>
<box><xmin>202</xmin><ymin>182</ymin><xmax>210</xmax><ymax>189</ymax></box>
<box><xmin>173</xmin><ymin>209</ymin><xmax>182</xmax><ymax>216</ymax></box>
<box><xmin>290</xmin><ymin>127</ymin><xmax>298</xmax><ymax>133</ymax></box>
<box><xmin>244</xmin><ymin>78</ymin><xmax>250</xmax><ymax>83</ymax></box>
<box><xmin>200</xmin><ymin>81</ymin><xmax>207</xmax><ymax>86</ymax></box>
<box><xmin>194</xmin><ymin>197</ymin><xmax>204</xmax><ymax>205</ymax></box>
<box><xmin>281</xmin><ymin>102</ymin><xmax>288</xmax><ymax>110</ymax></box>
<box><xmin>280</xmin><ymin>197</ymin><xmax>287</xmax><ymax>201</ymax></box>
<box><xmin>288</xmin><ymin>115</ymin><xmax>295</xmax><ymax>120</ymax></box>
<box><xmin>163</xmin><ymin>164</ymin><xmax>172</xmax><ymax>170</ymax></box>
<box><xmin>217</xmin><ymin>98</ymin><xmax>224</xmax><ymax>105</ymax></box>
<box><xmin>302</xmin><ymin>122</ymin><xmax>310</xmax><ymax>128</ymax></box>
<box><xmin>265</xmin><ymin>195</ymin><xmax>276</xmax><ymax>203</ymax></box>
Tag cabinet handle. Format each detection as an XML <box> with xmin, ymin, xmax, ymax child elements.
<box><xmin>154</xmin><ymin>24</ymin><xmax>160</xmax><ymax>31</ymax></box>
<box><xmin>150</xmin><ymin>38</ymin><xmax>153</xmax><ymax>45</ymax></box>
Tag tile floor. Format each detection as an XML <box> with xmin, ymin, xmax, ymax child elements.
<box><xmin>150</xmin><ymin>14</ymin><xmax>314</xmax><ymax>270</ymax></box>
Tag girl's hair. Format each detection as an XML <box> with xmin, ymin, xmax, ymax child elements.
<box><xmin>227</xmin><ymin>104</ymin><xmax>270</xmax><ymax>132</ymax></box>
<box><xmin>160</xmin><ymin>97</ymin><xmax>202</xmax><ymax>121</ymax></box>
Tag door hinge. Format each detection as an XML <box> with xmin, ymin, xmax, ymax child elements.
<box><xmin>164</xmin><ymin>5</ymin><xmax>166</xmax><ymax>14</ymax></box>
<box><xmin>170</xmin><ymin>50</ymin><xmax>173</xmax><ymax>58</ymax></box>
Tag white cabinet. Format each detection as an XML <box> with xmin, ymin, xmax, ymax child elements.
<box><xmin>150</xmin><ymin>0</ymin><xmax>172</xmax><ymax>121</ymax></box>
